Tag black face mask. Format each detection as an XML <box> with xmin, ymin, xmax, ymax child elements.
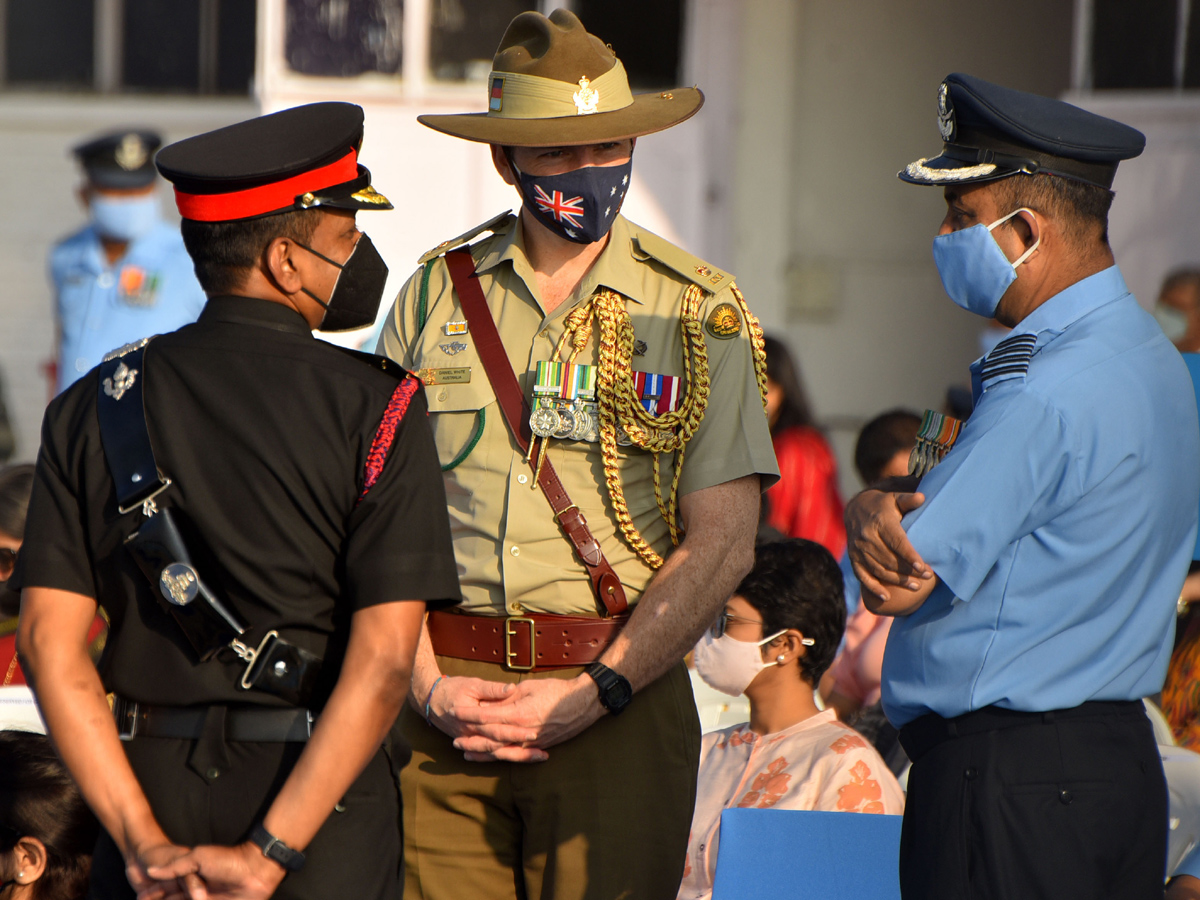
<box><xmin>296</xmin><ymin>233</ymin><xmax>390</xmax><ymax>332</ymax></box>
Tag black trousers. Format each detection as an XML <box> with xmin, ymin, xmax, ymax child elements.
<box><xmin>898</xmin><ymin>701</ymin><xmax>1166</xmax><ymax>900</ymax></box>
<box><xmin>88</xmin><ymin>724</ymin><xmax>405</xmax><ymax>900</ymax></box>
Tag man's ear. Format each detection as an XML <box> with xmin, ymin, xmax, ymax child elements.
<box><xmin>1011</xmin><ymin>208</ymin><xmax>1042</xmax><ymax>253</ymax></box>
<box><xmin>13</xmin><ymin>836</ymin><xmax>48</xmax><ymax>885</ymax></box>
<box><xmin>263</xmin><ymin>236</ymin><xmax>305</xmax><ymax>295</ymax></box>
<box><xmin>491</xmin><ymin>145</ymin><xmax>517</xmax><ymax>187</ymax></box>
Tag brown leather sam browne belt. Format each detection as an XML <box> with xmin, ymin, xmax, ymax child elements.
<box><xmin>427</xmin><ymin>609</ymin><xmax>628</xmax><ymax>671</ymax></box>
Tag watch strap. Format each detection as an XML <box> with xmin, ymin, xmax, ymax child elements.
<box><xmin>249</xmin><ymin>822</ymin><xmax>306</xmax><ymax>872</ymax></box>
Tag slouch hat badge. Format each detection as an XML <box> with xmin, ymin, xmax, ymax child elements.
<box><xmin>573</xmin><ymin>76</ymin><xmax>600</xmax><ymax>114</ymax></box>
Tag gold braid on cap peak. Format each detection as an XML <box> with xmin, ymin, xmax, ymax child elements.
<box><xmin>535</xmin><ymin>283</ymin><xmax>768</xmax><ymax>570</ymax></box>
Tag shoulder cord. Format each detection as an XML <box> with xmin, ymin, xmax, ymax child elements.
<box><xmin>418</xmin><ymin>262</ymin><xmax>486</xmax><ymax>472</ymax></box>
<box><xmin>545</xmin><ymin>283</ymin><xmax>767</xmax><ymax>570</ymax></box>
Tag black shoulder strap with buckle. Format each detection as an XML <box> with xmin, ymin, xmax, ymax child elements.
<box><xmin>96</xmin><ymin>341</ymin><xmax>322</xmax><ymax>705</ymax></box>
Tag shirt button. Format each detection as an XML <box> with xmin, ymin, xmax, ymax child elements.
<box><xmin>963</xmin><ymin>767</ymin><xmax>978</xmax><ymax>780</ymax></box>
<box><xmin>205</xmin><ymin>767</ymin><xmax>221</xmax><ymax>780</ymax></box>
<box><xmin>539</xmin><ymin>327</ymin><xmax>550</xmax><ymax>338</ymax></box>
<box><xmin>517</xmin><ymin>473</ymin><xmax>528</xmax><ymax>484</ymax></box>
<box><xmin>437</xmin><ymin>389</ymin><xmax>448</xmax><ymax>401</ymax></box>
<box><xmin>511</xmin><ymin>602</ymin><xmax>524</xmax><ymax>613</ymax></box>
<box><xmin>510</xmin><ymin>545</ymin><xmax>520</xmax><ymax>557</ymax></box>
<box><xmin>97</xmin><ymin>273</ymin><xmax>114</xmax><ymax>289</ymax></box>
<box><xmin>75</xmin><ymin>358</ymin><xmax>88</xmax><ymax>372</ymax></box>
<box><xmin>1059</xmin><ymin>789</ymin><xmax>1073</xmax><ymax>805</ymax></box>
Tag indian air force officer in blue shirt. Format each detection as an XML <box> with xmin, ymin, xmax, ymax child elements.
<box><xmin>845</xmin><ymin>74</ymin><xmax>1200</xmax><ymax>900</ymax></box>
<box><xmin>50</xmin><ymin>130</ymin><xmax>205</xmax><ymax>394</ymax></box>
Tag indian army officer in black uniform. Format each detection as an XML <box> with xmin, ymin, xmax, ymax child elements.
<box><xmin>13</xmin><ymin>102</ymin><xmax>460</xmax><ymax>900</ymax></box>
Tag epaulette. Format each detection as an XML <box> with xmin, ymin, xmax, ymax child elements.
<box><xmin>632</xmin><ymin>229</ymin><xmax>734</xmax><ymax>294</ymax></box>
<box><xmin>418</xmin><ymin>211</ymin><xmax>517</xmax><ymax>265</ymax></box>
<box><xmin>102</xmin><ymin>336</ymin><xmax>153</xmax><ymax>362</ymax></box>
<box><xmin>335</xmin><ymin>346</ymin><xmax>410</xmax><ymax>381</ymax></box>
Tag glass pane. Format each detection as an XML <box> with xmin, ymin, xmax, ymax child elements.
<box><xmin>217</xmin><ymin>0</ymin><xmax>257</xmax><ymax>94</ymax></box>
<box><xmin>429</xmin><ymin>0</ymin><xmax>535</xmax><ymax>82</ymax></box>
<box><xmin>124</xmin><ymin>0</ymin><xmax>201</xmax><ymax>91</ymax></box>
<box><xmin>6</xmin><ymin>0</ymin><xmax>93</xmax><ymax>87</ymax></box>
<box><xmin>285</xmin><ymin>0</ymin><xmax>403</xmax><ymax>78</ymax></box>
<box><xmin>1183</xmin><ymin>4</ymin><xmax>1200</xmax><ymax>88</ymax></box>
<box><xmin>1092</xmin><ymin>0</ymin><xmax>1175</xmax><ymax>89</ymax></box>
<box><xmin>575</xmin><ymin>0</ymin><xmax>682</xmax><ymax>90</ymax></box>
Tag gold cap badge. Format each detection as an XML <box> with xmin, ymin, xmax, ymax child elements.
<box><xmin>115</xmin><ymin>134</ymin><xmax>148</xmax><ymax>171</ymax></box>
<box><xmin>573</xmin><ymin>76</ymin><xmax>600</xmax><ymax>115</ymax></box>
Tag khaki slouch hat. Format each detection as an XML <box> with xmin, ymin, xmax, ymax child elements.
<box><xmin>418</xmin><ymin>9</ymin><xmax>703</xmax><ymax>146</ymax></box>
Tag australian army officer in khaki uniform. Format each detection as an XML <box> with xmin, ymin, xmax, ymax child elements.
<box><xmin>377</xmin><ymin>10</ymin><xmax>778</xmax><ymax>900</ymax></box>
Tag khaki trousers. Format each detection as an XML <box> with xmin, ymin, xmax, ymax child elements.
<box><xmin>400</xmin><ymin>657</ymin><xmax>701</xmax><ymax>900</ymax></box>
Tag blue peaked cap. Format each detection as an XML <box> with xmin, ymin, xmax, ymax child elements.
<box><xmin>900</xmin><ymin>73</ymin><xmax>1145</xmax><ymax>189</ymax></box>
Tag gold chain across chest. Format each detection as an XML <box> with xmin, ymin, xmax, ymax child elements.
<box><xmin>531</xmin><ymin>283</ymin><xmax>768</xmax><ymax>570</ymax></box>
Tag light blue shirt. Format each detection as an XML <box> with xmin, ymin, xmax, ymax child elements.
<box><xmin>883</xmin><ymin>266</ymin><xmax>1200</xmax><ymax>727</ymax></box>
<box><xmin>50</xmin><ymin>221</ymin><xmax>206</xmax><ymax>393</ymax></box>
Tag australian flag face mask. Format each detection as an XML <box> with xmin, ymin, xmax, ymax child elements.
<box><xmin>509</xmin><ymin>152</ymin><xmax>633</xmax><ymax>245</ymax></box>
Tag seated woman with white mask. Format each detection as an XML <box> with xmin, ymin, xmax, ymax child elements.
<box><xmin>679</xmin><ymin>539</ymin><xmax>904</xmax><ymax>900</ymax></box>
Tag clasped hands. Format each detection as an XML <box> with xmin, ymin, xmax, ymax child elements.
<box><xmin>425</xmin><ymin>673</ymin><xmax>605</xmax><ymax>763</ymax></box>
<box><xmin>845</xmin><ymin>482</ymin><xmax>935</xmax><ymax>614</ymax></box>
<box><xmin>128</xmin><ymin>839</ymin><xmax>286</xmax><ymax>900</ymax></box>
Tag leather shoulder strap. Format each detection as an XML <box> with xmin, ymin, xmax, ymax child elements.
<box><xmin>444</xmin><ymin>249</ymin><xmax>627</xmax><ymax>617</ymax></box>
<box><xmin>96</xmin><ymin>342</ymin><xmax>171</xmax><ymax>515</ymax></box>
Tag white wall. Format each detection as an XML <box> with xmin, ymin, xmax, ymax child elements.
<box><xmin>0</xmin><ymin>95</ymin><xmax>256</xmax><ymax>463</ymax></box>
<box><xmin>732</xmin><ymin>0</ymin><xmax>1075</xmax><ymax>496</ymax></box>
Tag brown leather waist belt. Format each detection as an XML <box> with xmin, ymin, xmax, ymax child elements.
<box><xmin>427</xmin><ymin>609</ymin><xmax>628</xmax><ymax>671</ymax></box>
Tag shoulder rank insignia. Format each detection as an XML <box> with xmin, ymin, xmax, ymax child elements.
<box><xmin>909</xmin><ymin>410</ymin><xmax>963</xmax><ymax>478</ymax></box>
<box><xmin>979</xmin><ymin>332</ymin><xmax>1036</xmax><ymax>392</ymax></box>
<box><xmin>103</xmin><ymin>360</ymin><xmax>138</xmax><ymax>401</ymax></box>
<box><xmin>631</xmin><ymin>229</ymin><xmax>734</xmax><ymax>293</ymax></box>
<box><xmin>102</xmin><ymin>336</ymin><xmax>152</xmax><ymax>363</ymax></box>
<box><xmin>705</xmin><ymin>303</ymin><xmax>742</xmax><ymax>339</ymax></box>
<box><xmin>418</xmin><ymin>211</ymin><xmax>516</xmax><ymax>265</ymax></box>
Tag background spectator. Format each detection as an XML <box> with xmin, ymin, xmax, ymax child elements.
<box><xmin>761</xmin><ymin>336</ymin><xmax>845</xmax><ymax>556</ymax></box>
<box><xmin>1153</xmin><ymin>268</ymin><xmax>1200</xmax><ymax>354</ymax></box>
<box><xmin>681</xmin><ymin>540</ymin><xmax>903</xmax><ymax>900</ymax></box>
<box><xmin>0</xmin><ymin>730</ymin><xmax>99</xmax><ymax>900</ymax></box>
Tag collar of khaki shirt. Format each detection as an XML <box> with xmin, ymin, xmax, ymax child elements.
<box><xmin>474</xmin><ymin>213</ymin><xmax>649</xmax><ymax>312</ymax></box>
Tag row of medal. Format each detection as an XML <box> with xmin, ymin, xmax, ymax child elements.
<box><xmin>529</xmin><ymin>361</ymin><xmax>683</xmax><ymax>445</ymax></box>
<box><xmin>908</xmin><ymin>409</ymin><xmax>963</xmax><ymax>479</ymax></box>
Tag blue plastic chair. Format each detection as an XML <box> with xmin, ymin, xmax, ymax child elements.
<box><xmin>711</xmin><ymin>809</ymin><xmax>902</xmax><ymax>899</ymax></box>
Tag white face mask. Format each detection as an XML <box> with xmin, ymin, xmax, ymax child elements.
<box><xmin>693</xmin><ymin>628</ymin><xmax>789</xmax><ymax>697</ymax></box>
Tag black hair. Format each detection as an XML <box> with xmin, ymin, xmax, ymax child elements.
<box><xmin>854</xmin><ymin>410</ymin><xmax>921</xmax><ymax>486</ymax></box>
<box><xmin>0</xmin><ymin>731</ymin><xmax>98</xmax><ymax>900</ymax></box>
<box><xmin>763</xmin><ymin>335</ymin><xmax>813</xmax><ymax>432</ymax></box>
<box><xmin>0</xmin><ymin>465</ymin><xmax>34</xmax><ymax>542</ymax></box>
<box><xmin>179</xmin><ymin>208</ymin><xmax>320</xmax><ymax>295</ymax></box>
<box><xmin>734</xmin><ymin>539</ymin><xmax>845</xmax><ymax>685</ymax></box>
<box><xmin>991</xmin><ymin>172</ymin><xmax>1115</xmax><ymax>247</ymax></box>
<box><xmin>1161</xmin><ymin>268</ymin><xmax>1200</xmax><ymax>296</ymax></box>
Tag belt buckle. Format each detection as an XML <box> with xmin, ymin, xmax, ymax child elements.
<box><xmin>115</xmin><ymin>697</ymin><xmax>141</xmax><ymax>741</ymax></box>
<box><xmin>504</xmin><ymin>616</ymin><xmax>536</xmax><ymax>671</ymax></box>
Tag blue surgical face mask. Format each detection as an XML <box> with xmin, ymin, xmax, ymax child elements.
<box><xmin>90</xmin><ymin>192</ymin><xmax>160</xmax><ymax>242</ymax></box>
<box><xmin>510</xmin><ymin>152</ymin><xmax>632</xmax><ymax>245</ymax></box>
<box><xmin>931</xmin><ymin>207</ymin><xmax>1040</xmax><ymax>318</ymax></box>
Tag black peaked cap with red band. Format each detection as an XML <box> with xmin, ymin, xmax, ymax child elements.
<box><xmin>155</xmin><ymin>102</ymin><xmax>393</xmax><ymax>222</ymax></box>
